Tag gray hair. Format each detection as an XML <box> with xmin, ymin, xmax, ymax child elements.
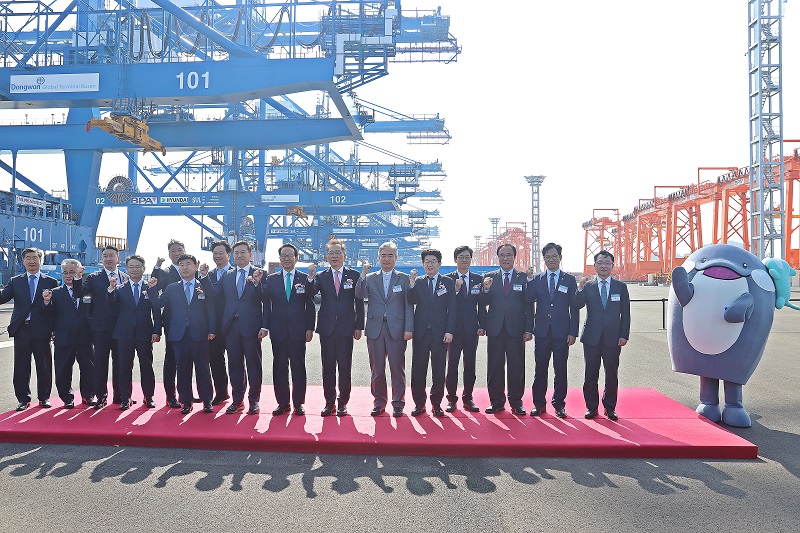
<box><xmin>61</xmin><ymin>258</ymin><xmax>82</xmax><ymax>270</ymax></box>
<box><xmin>378</xmin><ymin>241</ymin><xmax>398</xmax><ymax>255</ymax></box>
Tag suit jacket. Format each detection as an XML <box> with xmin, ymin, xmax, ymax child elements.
<box><xmin>158</xmin><ymin>277</ymin><xmax>216</xmax><ymax>342</ymax></box>
<box><xmin>408</xmin><ymin>274</ymin><xmax>457</xmax><ymax>338</ymax></box>
<box><xmin>0</xmin><ymin>272</ymin><xmax>58</xmax><ymax>337</ymax></box>
<box><xmin>575</xmin><ymin>277</ymin><xmax>631</xmax><ymax>347</ymax></box>
<box><xmin>312</xmin><ymin>267</ymin><xmax>365</xmax><ymax>337</ymax></box>
<box><xmin>109</xmin><ymin>280</ymin><xmax>162</xmax><ymax>342</ymax></box>
<box><xmin>262</xmin><ymin>270</ymin><xmax>315</xmax><ymax>342</ymax></box>
<box><xmin>445</xmin><ymin>271</ymin><xmax>485</xmax><ymax>335</ymax></box>
<box><xmin>526</xmin><ymin>270</ymin><xmax>579</xmax><ymax>339</ymax></box>
<box><xmin>355</xmin><ymin>269</ymin><xmax>414</xmax><ymax>340</ymax></box>
<box><xmin>150</xmin><ymin>263</ymin><xmax>182</xmax><ymax>292</ymax></box>
<box><xmin>478</xmin><ymin>269</ymin><xmax>531</xmax><ymax>337</ymax></box>
<box><xmin>209</xmin><ymin>266</ymin><xmax>265</xmax><ymax>337</ymax></box>
<box><xmin>208</xmin><ymin>265</ymin><xmax>232</xmax><ymax>332</ymax></box>
<box><xmin>73</xmin><ymin>269</ymin><xmax>128</xmax><ymax>333</ymax></box>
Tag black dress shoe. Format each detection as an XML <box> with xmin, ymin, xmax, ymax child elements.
<box><xmin>119</xmin><ymin>399</ymin><xmax>131</xmax><ymax>411</ymax></box>
<box><xmin>511</xmin><ymin>406</ymin><xmax>526</xmax><ymax>416</ymax></box>
<box><xmin>445</xmin><ymin>401</ymin><xmax>457</xmax><ymax>413</ymax></box>
<box><xmin>145</xmin><ymin>398</ymin><xmax>156</xmax><ymax>409</ymax></box>
<box><xmin>15</xmin><ymin>402</ymin><xmax>30</xmax><ymax>412</ymax></box>
<box><xmin>203</xmin><ymin>402</ymin><xmax>213</xmax><ymax>413</ymax></box>
<box><xmin>370</xmin><ymin>406</ymin><xmax>385</xmax><ymax>417</ymax></box>
<box><xmin>167</xmin><ymin>398</ymin><xmax>181</xmax><ymax>409</ymax></box>
<box><xmin>321</xmin><ymin>405</ymin><xmax>335</xmax><ymax>417</ymax></box>
<box><xmin>585</xmin><ymin>409</ymin><xmax>598</xmax><ymax>419</ymax></box>
<box><xmin>181</xmin><ymin>403</ymin><xmax>193</xmax><ymax>414</ymax></box>
<box><xmin>63</xmin><ymin>401</ymin><xmax>75</xmax><ymax>409</ymax></box>
<box><xmin>463</xmin><ymin>399</ymin><xmax>480</xmax><ymax>412</ymax></box>
<box><xmin>39</xmin><ymin>400</ymin><xmax>52</xmax><ymax>409</ymax></box>
<box><xmin>226</xmin><ymin>402</ymin><xmax>245</xmax><ymax>414</ymax></box>
<box><xmin>293</xmin><ymin>405</ymin><xmax>305</xmax><ymax>416</ymax></box>
<box><xmin>272</xmin><ymin>404</ymin><xmax>290</xmax><ymax>416</ymax></box>
<box><xmin>211</xmin><ymin>394</ymin><xmax>230</xmax><ymax>406</ymax></box>
<box><xmin>555</xmin><ymin>408</ymin><xmax>568</xmax><ymax>419</ymax></box>
<box><xmin>485</xmin><ymin>405</ymin><xmax>505</xmax><ymax>414</ymax></box>
<box><xmin>392</xmin><ymin>408</ymin><xmax>403</xmax><ymax>417</ymax></box>
<box><xmin>94</xmin><ymin>398</ymin><xmax>107</xmax><ymax>410</ymax></box>
<box><xmin>337</xmin><ymin>405</ymin><xmax>348</xmax><ymax>417</ymax></box>
<box><xmin>248</xmin><ymin>403</ymin><xmax>261</xmax><ymax>415</ymax></box>
<box><xmin>433</xmin><ymin>406</ymin><xmax>445</xmax><ymax>417</ymax></box>
<box><xmin>82</xmin><ymin>397</ymin><xmax>97</xmax><ymax>407</ymax></box>
<box><xmin>530</xmin><ymin>406</ymin><xmax>546</xmax><ymax>416</ymax></box>
<box><xmin>605</xmin><ymin>409</ymin><xmax>619</xmax><ymax>421</ymax></box>
<box><xmin>411</xmin><ymin>406</ymin><xmax>425</xmax><ymax>417</ymax></box>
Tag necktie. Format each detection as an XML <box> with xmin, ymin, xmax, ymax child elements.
<box><xmin>185</xmin><ymin>281</ymin><xmax>192</xmax><ymax>305</ymax></box>
<box><xmin>384</xmin><ymin>273</ymin><xmax>390</xmax><ymax>298</ymax></box>
<box><xmin>601</xmin><ymin>279</ymin><xmax>608</xmax><ymax>308</ymax></box>
<box><xmin>217</xmin><ymin>269</ymin><xmax>224</xmax><ymax>282</ymax></box>
<box><xmin>334</xmin><ymin>270</ymin><xmax>341</xmax><ymax>295</ymax></box>
<box><xmin>430</xmin><ymin>276</ymin><xmax>436</xmax><ymax>296</ymax></box>
<box><xmin>69</xmin><ymin>287</ymin><xmax>78</xmax><ymax>308</ymax></box>
<box><xmin>503</xmin><ymin>272</ymin><xmax>510</xmax><ymax>295</ymax></box>
<box><xmin>133</xmin><ymin>282</ymin><xmax>140</xmax><ymax>305</ymax></box>
<box><xmin>549</xmin><ymin>272</ymin><xmax>556</xmax><ymax>298</ymax></box>
<box><xmin>29</xmin><ymin>274</ymin><xmax>36</xmax><ymax>302</ymax></box>
<box><xmin>461</xmin><ymin>274</ymin><xmax>467</xmax><ymax>298</ymax></box>
<box><xmin>237</xmin><ymin>268</ymin><xmax>246</xmax><ymax>298</ymax></box>
<box><xmin>285</xmin><ymin>271</ymin><xmax>292</xmax><ymax>300</ymax></box>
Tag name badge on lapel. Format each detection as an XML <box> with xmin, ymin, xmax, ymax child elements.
<box><xmin>143</xmin><ymin>291</ymin><xmax>150</xmax><ymax>300</ymax></box>
<box><xmin>392</xmin><ymin>285</ymin><xmax>403</xmax><ymax>293</ymax></box>
<box><xmin>295</xmin><ymin>284</ymin><xmax>306</xmax><ymax>294</ymax></box>
<box><xmin>82</xmin><ymin>295</ymin><xmax>92</xmax><ymax>303</ymax></box>
<box><xmin>197</xmin><ymin>292</ymin><xmax>206</xmax><ymax>300</ymax></box>
<box><xmin>436</xmin><ymin>286</ymin><xmax>447</xmax><ymax>296</ymax></box>
<box><xmin>512</xmin><ymin>284</ymin><xmax>523</xmax><ymax>291</ymax></box>
<box><xmin>558</xmin><ymin>285</ymin><xmax>568</xmax><ymax>293</ymax></box>
<box><xmin>343</xmin><ymin>281</ymin><xmax>353</xmax><ymax>290</ymax></box>
<box><xmin>611</xmin><ymin>294</ymin><xmax>621</xmax><ymax>302</ymax></box>
<box><xmin>470</xmin><ymin>285</ymin><xmax>481</xmax><ymax>295</ymax></box>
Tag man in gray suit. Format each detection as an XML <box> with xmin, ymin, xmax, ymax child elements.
<box><xmin>355</xmin><ymin>241</ymin><xmax>414</xmax><ymax>417</ymax></box>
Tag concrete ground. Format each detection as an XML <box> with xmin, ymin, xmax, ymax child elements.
<box><xmin>1</xmin><ymin>284</ymin><xmax>799</xmax><ymax>532</ymax></box>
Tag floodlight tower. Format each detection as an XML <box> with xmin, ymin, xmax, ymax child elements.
<box><xmin>474</xmin><ymin>235</ymin><xmax>481</xmax><ymax>254</ymax></box>
<box><xmin>525</xmin><ymin>175</ymin><xmax>546</xmax><ymax>273</ymax></box>
<box><xmin>748</xmin><ymin>0</ymin><xmax>785</xmax><ymax>259</ymax></box>
<box><xmin>489</xmin><ymin>217</ymin><xmax>500</xmax><ymax>265</ymax></box>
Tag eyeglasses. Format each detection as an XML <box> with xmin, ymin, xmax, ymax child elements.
<box><xmin>327</xmin><ymin>251</ymin><xmax>343</xmax><ymax>256</ymax></box>
<box><xmin>543</xmin><ymin>254</ymin><xmax>560</xmax><ymax>260</ymax></box>
<box><xmin>595</xmin><ymin>261</ymin><xmax>613</xmax><ymax>266</ymax></box>
<box><xmin>456</xmin><ymin>255</ymin><xmax>472</xmax><ymax>260</ymax></box>
<box><xmin>498</xmin><ymin>253</ymin><xmax>514</xmax><ymax>259</ymax></box>
<box><xmin>279</xmin><ymin>254</ymin><xmax>295</xmax><ymax>259</ymax></box>
<box><xmin>423</xmin><ymin>260</ymin><xmax>439</xmax><ymax>265</ymax></box>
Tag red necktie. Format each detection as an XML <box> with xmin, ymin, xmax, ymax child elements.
<box><xmin>334</xmin><ymin>270</ymin><xmax>341</xmax><ymax>295</ymax></box>
<box><xmin>503</xmin><ymin>272</ymin><xmax>510</xmax><ymax>295</ymax></box>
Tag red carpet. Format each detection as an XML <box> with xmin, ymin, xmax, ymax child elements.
<box><xmin>0</xmin><ymin>386</ymin><xmax>757</xmax><ymax>458</ymax></box>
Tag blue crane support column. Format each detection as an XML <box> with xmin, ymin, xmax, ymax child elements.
<box><xmin>748</xmin><ymin>0</ymin><xmax>785</xmax><ymax>259</ymax></box>
<box><xmin>525</xmin><ymin>175</ymin><xmax>545</xmax><ymax>273</ymax></box>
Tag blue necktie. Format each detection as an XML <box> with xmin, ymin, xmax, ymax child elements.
<box><xmin>133</xmin><ymin>282</ymin><xmax>140</xmax><ymax>305</ymax></box>
<box><xmin>185</xmin><ymin>281</ymin><xmax>193</xmax><ymax>305</ymax></box>
<box><xmin>601</xmin><ymin>279</ymin><xmax>608</xmax><ymax>308</ymax></box>
<box><xmin>549</xmin><ymin>272</ymin><xmax>556</xmax><ymax>299</ymax></box>
<box><xmin>285</xmin><ymin>272</ymin><xmax>292</xmax><ymax>300</ymax></box>
<box><xmin>29</xmin><ymin>274</ymin><xmax>36</xmax><ymax>302</ymax></box>
<box><xmin>237</xmin><ymin>268</ymin><xmax>246</xmax><ymax>298</ymax></box>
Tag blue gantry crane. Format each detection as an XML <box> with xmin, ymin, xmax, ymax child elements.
<box><xmin>0</xmin><ymin>1</ymin><xmax>459</xmax><ymax>277</ymax></box>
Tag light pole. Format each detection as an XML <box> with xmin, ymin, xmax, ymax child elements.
<box><xmin>525</xmin><ymin>175</ymin><xmax>546</xmax><ymax>273</ymax></box>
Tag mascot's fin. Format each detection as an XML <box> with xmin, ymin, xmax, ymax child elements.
<box><xmin>671</xmin><ymin>266</ymin><xmax>693</xmax><ymax>307</ymax></box>
<box><xmin>723</xmin><ymin>292</ymin><xmax>754</xmax><ymax>323</ymax></box>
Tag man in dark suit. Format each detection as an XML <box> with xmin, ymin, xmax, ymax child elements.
<box><xmin>478</xmin><ymin>243</ymin><xmax>532</xmax><ymax>415</ymax></box>
<box><xmin>309</xmin><ymin>238</ymin><xmax>364</xmax><ymax>417</ymax></box>
<box><xmin>408</xmin><ymin>249</ymin><xmax>457</xmax><ymax>417</ymax></box>
<box><xmin>576</xmin><ymin>250</ymin><xmax>631</xmax><ymax>421</ymax></box>
<box><xmin>157</xmin><ymin>254</ymin><xmax>216</xmax><ymax>414</ymax></box>
<box><xmin>444</xmin><ymin>245</ymin><xmax>485</xmax><ymax>413</ymax></box>
<box><xmin>203</xmin><ymin>241</ymin><xmax>265</xmax><ymax>415</ymax></box>
<box><xmin>0</xmin><ymin>247</ymin><xmax>58</xmax><ymax>411</ymax></box>
<box><xmin>107</xmin><ymin>255</ymin><xmax>161</xmax><ymax>410</ymax></box>
<box><xmin>526</xmin><ymin>243</ymin><xmax>579</xmax><ymax>418</ymax></box>
<box><xmin>355</xmin><ymin>241</ymin><xmax>414</xmax><ymax>417</ymax></box>
<box><xmin>206</xmin><ymin>240</ymin><xmax>232</xmax><ymax>405</ymax></box>
<box><xmin>262</xmin><ymin>243</ymin><xmax>315</xmax><ymax>416</ymax></box>
<box><xmin>41</xmin><ymin>259</ymin><xmax>94</xmax><ymax>408</ymax></box>
<box><xmin>71</xmin><ymin>244</ymin><xmax>127</xmax><ymax>409</ymax></box>
<box><xmin>150</xmin><ymin>238</ymin><xmax>186</xmax><ymax>408</ymax></box>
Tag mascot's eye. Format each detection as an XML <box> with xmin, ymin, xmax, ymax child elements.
<box><xmin>743</xmin><ymin>263</ymin><xmax>747</xmax><ymax>268</ymax></box>
<box><xmin>701</xmin><ymin>258</ymin><xmax>706</xmax><ymax>263</ymax></box>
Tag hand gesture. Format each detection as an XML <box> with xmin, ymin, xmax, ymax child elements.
<box><xmin>409</xmin><ymin>268</ymin><xmax>418</xmax><ymax>285</ymax></box>
<box><xmin>361</xmin><ymin>261</ymin><xmax>371</xmax><ymax>277</ymax></box>
<box><xmin>148</xmin><ymin>277</ymin><xmax>159</xmax><ymax>289</ymax></box>
<box><xmin>152</xmin><ymin>335</ymin><xmax>160</xmax><ymax>343</ymax></box>
<box><xmin>305</xmin><ymin>330</ymin><xmax>313</xmax><ymax>343</ymax></box>
<box><xmin>477</xmin><ymin>328</ymin><xmax>486</xmax><ymax>337</ymax></box>
<box><xmin>199</xmin><ymin>263</ymin><xmax>209</xmax><ymax>277</ymax></box>
<box><xmin>258</xmin><ymin>328</ymin><xmax>269</xmax><ymax>340</ymax></box>
<box><xmin>76</xmin><ymin>265</ymin><xmax>85</xmax><ymax>278</ymax></box>
<box><xmin>42</xmin><ymin>289</ymin><xmax>52</xmax><ymax>303</ymax></box>
<box><xmin>208</xmin><ymin>334</ymin><xmax>216</xmax><ymax>341</ymax></box>
<box><xmin>307</xmin><ymin>264</ymin><xmax>316</xmax><ymax>279</ymax></box>
<box><xmin>443</xmin><ymin>333</ymin><xmax>453</xmax><ymax>344</ymax></box>
<box><xmin>526</xmin><ymin>267</ymin><xmax>534</xmax><ymax>278</ymax></box>
<box><xmin>252</xmin><ymin>269</ymin><xmax>264</xmax><ymax>284</ymax></box>
<box><xmin>483</xmin><ymin>276</ymin><xmax>493</xmax><ymax>290</ymax></box>
<box><xmin>354</xmin><ymin>330</ymin><xmax>363</xmax><ymax>341</ymax></box>
<box><xmin>403</xmin><ymin>331</ymin><xmax>413</xmax><ymax>341</ymax></box>
<box><xmin>156</xmin><ymin>257</ymin><xmax>165</xmax><ymax>267</ymax></box>
<box><xmin>578</xmin><ymin>276</ymin><xmax>589</xmax><ymax>290</ymax></box>
<box><xmin>454</xmin><ymin>276</ymin><xmax>463</xmax><ymax>293</ymax></box>
<box><xmin>109</xmin><ymin>275</ymin><xmax>118</xmax><ymax>289</ymax></box>
<box><xmin>567</xmin><ymin>335</ymin><xmax>576</xmax><ymax>346</ymax></box>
